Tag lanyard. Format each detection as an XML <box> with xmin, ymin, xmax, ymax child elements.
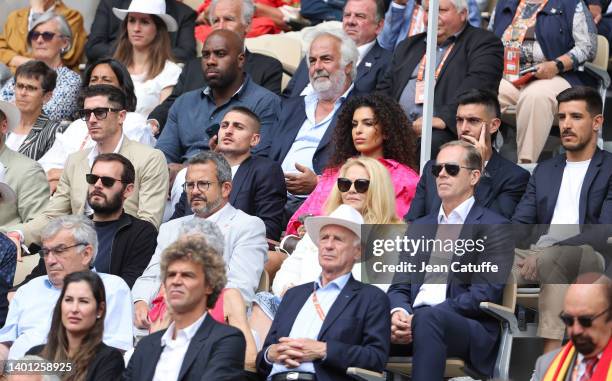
<box><xmin>416</xmin><ymin>43</ymin><xmax>455</xmax><ymax>82</ymax></box>
<box><xmin>502</xmin><ymin>0</ymin><xmax>548</xmax><ymax>45</ymax></box>
<box><xmin>311</xmin><ymin>291</ymin><xmax>326</xmax><ymax>321</ymax></box>
<box><xmin>79</xmin><ymin>133</ymin><xmax>90</xmax><ymax>151</ymax></box>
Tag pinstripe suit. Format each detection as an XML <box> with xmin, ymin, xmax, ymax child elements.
<box><xmin>10</xmin><ymin>113</ymin><xmax>64</xmax><ymax>161</ymax></box>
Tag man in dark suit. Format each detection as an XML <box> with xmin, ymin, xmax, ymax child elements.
<box><xmin>257</xmin><ymin>204</ymin><xmax>390</xmax><ymax>381</ymax></box>
<box><xmin>512</xmin><ymin>86</ymin><xmax>612</xmax><ymax>354</ymax></box>
<box><xmin>283</xmin><ymin>0</ymin><xmax>391</xmax><ymax>98</ymax></box>
<box><xmin>170</xmin><ymin>106</ymin><xmax>287</xmax><ymax>241</ymax></box>
<box><xmin>388</xmin><ymin>140</ymin><xmax>513</xmax><ymax>380</ymax></box>
<box><xmin>377</xmin><ymin>0</ymin><xmax>503</xmax><ymax>158</ymax></box>
<box><xmin>406</xmin><ymin>89</ymin><xmax>529</xmax><ymax>221</ymax></box>
<box><xmin>148</xmin><ymin>0</ymin><xmax>283</xmax><ymax>133</ymax></box>
<box><xmin>125</xmin><ymin>236</ymin><xmax>246</xmax><ymax>381</ymax></box>
<box><xmin>85</xmin><ymin>0</ymin><xmax>197</xmax><ymax>63</ymax></box>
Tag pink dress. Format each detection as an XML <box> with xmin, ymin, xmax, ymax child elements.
<box><xmin>286</xmin><ymin>158</ymin><xmax>419</xmax><ymax>234</ymax></box>
<box><xmin>148</xmin><ymin>288</ymin><xmax>227</xmax><ymax>329</ymax></box>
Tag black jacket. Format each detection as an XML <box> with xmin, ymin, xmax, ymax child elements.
<box><xmin>17</xmin><ymin>212</ymin><xmax>157</xmax><ymax>289</ymax></box>
<box><xmin>85</xmin><ymin>0</ymin><xmax>197</xmax><ymax>63</ymax></box>
<box><xmin>148</xmin><ymin>51</ymin><xmax>283</xmax><ymax>132</ymax></box>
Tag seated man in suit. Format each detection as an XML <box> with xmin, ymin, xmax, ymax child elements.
<box><xmin>125</xmin><ymin>236</ymin><xmax>246</xmax><ymax>380</ymax></box>
<box><xmin>531</xmin><ymin>274</ymin><xmax>612</xmax><ymax>381</ymax></box>
<box><xmin>283</xmin><ymin>0</ymin><xmax>392</xmax><ymax>98</ymax></box>
<box><xmin>170</xmin><ymin>106</ymin><xmax>287</xmax><ymax>241</ymax></box>
<box><xmin>155</xmin><ymin>29</ymin><xmax>280</xmax><ymax>185</ymax></box>
<box><xmin>0</xmin><ymin>215</ymin><xmax>133</xmax><ymax>362</ymax></box>
<box><xmin>148</xmin><ymin>0</ymin><xmax>283</xmax><ymax>134</ymax></box>
<box><xmin>388</xmin><ymin>140</ymin><xmax>512</xmax><ymax>381</ymax></box>
<box><xmin>0</xmin><ymin>101</ymin><xmax>49</xmax><ymax>228</ymax></box>
<box><xmin>5</xmin><ymin>85</ymin><xmax>169</xmax><ymax>250</ymax></box>
<box><xmin>85</xmin><ymin>0</ymin><xmax>197</xmax><ymax>63</ymax></box>
<box><xmin>406</xmin><ymin>89</ymin><xmax>530</xmax><ymax>221</ymax></box>
<box><xmin>377</xmin><ymin>0</ymin><xmax>503</xmax><ymax>158</ymax></box>
<box><xmin>257</xmin><ymin>204</ymin><xmax>390</xmax><ymax>381</ymax></box>
<box><xmin>512</xmin><ymin>86</ymin><xmax>612</xmax><ymax>354</ymax></box>
<box><xmin>133</xmin><ymin>151</ymin><xmax>267</xmax><ymax>329</ymax></box>
<box><xmin>266</xmin><ymin>24</ymin><xmax>358</xmax><ymax>219</ymax></box>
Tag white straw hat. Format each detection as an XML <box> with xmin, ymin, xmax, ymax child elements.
<box><xmin>0</xmin><ymin>163</ymin><xmax>16</xmax><ymax>204</ymax></box>
<box><xmin>306</xmin><ymin>204</ymin><xmax>364</xmax><ymax>244</ymax></box>
<box><xmin>113</xmin><ymin>0</ymin><xmax>178</xmax><ymax>32</ymax></box>
<box><xmin>0</xmin><ymin>101</ymin><xmax>19</xmax><ymax>133</ymax></box>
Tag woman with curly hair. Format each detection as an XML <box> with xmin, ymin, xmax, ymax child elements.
<box><xmin>285</xmin><ymin>93</ymin><xmax>420</xmax><ymax>235</ymax></box>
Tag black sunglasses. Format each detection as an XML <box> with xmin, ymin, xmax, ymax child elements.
<box><xmin>85</xmin><ymin>174</ymin><xmax>127</xmax><ymax>188</ymax></box>
<box><xmin>559</xmin><ymin>308</ymin><xmax>610</xmax><ymax>328</ymax></box>
<box><xmin>431</xmin><ymin>163</ymin><xmax>478</xmax><ymax>177</ymax></box>
<box><xmin>75</xmin><ymin>107</ymin><xmax>121</xmax><ymax>121</ymax></box>
<box><xmin>337</xmin><ymin>178</ymin><xmax>370</xmax><ymax>193</ymax></box>
<box><xmin>28</xmin><ymin>31</ymin><xmax>57</xmax><ymax>42</ymax></box>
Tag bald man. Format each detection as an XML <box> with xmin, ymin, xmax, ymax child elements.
<box><xmin>155</xmin><ymin>29</ymin><xmax>280</xmax><ymax>186</ymax></box>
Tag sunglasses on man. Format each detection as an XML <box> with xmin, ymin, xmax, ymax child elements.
<box><xmin>75</xmin><ymin>107</ymin><xmax>122</xmax><ymax>121</ymax></box>
<box><xmin>558</xmin><ymin>308</ymin><xmax>610</xmax><ymax>328</ymax></box>
<box><xmin>85</xmin><ymin>174</ymin><xmax>128</xmax><ymax>188</ymax></box>
<box><xmin>337</xmin><ymin>178</ymin><xmax>370</xmax><ymax>193</ymax></box>
<box><xmin>431</xmin><ymin>163</ymin><xmax>479</xmax><ymax>177</ymax></box>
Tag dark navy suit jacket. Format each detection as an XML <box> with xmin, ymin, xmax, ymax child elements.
<box><xmin>282</xmin><ymin>40</ymin><xmax>392</xmax><ymax>98</ymax></box>
<box><xmin>406</xmin><ymin>150</ymin><xmax>530</xmax><ymax>221</ymax></box>
<box><xmin>257</xmin><ymin>276</ymin><xmax>390</xmax><ymax>381</ymax></box>
<box><xmin>387</xmin><ymin>203</ymin><xmax>513</xmax><ymax>376</ymax></box>
<box><xmin>171</xmin><ymin>155</ymin><xmax>287</xmax><ymax>240</ymax></box>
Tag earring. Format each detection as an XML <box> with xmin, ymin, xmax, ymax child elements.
<box><xmin>96</xmin><ymin>315</ymin><xmax>101</xmax><ymax>319</ymax></box>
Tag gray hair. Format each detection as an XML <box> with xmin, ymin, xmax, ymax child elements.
<box><xmin>41</xmin><ymin>215</ymin><xmax>98</xmax><ymax>266</ymax></box>
<box><xmin>16</xmin><ymin>355</ymin><xmax>62</xmax><ymax>380</ymax></box>
<box><xmin>304</xmin><ymin>24</ymin><xmax>359</xmax><ymax>81</ymax></box>
<box><xmin>178</xmin><ymin>218</ymin><xmax>225</xmax><ymax>256</ymax></box>
<box><xmin>438</xmin><ymin>140</ymin><xmax>482</xmax><ymax>171</ymax></box>
<box><xmin>29</xmin><ymin>12</ymin><xmax>73</xmax><ymax>55</ymax></box>
<box><xmin>187</xmin><ymin>151</ymin><xmax>232</xmax><ymax>184</ymax></box>
<box><xmin>449</xmin><ymin>0</ymin><xmax>468</xmax><ymax>12</ymax></box>
<box><xmin>208</xmin><ymin>0</ymin><xmax>255</xmax><ymax>26</ymax></box>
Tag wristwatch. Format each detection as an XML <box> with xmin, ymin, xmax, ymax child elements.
<box><xmin>554</xmin><ymin>59</ymin><xmax>564</xmax><ymax>74</ymax></box>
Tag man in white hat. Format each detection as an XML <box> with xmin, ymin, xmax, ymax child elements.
<box><xmin>257</xmin><ymin>204</ymin><xmax>390</xmax><ymax>381</ymax></box>
<box><xmin>86</xmin><ymin>0</ymin><xmax>197</xmax><ymax>63</ymax></box>
<box><xmin>0</xmin><ymin>100</ymin><xmax>49</xmax><ymax>228</ymax></box>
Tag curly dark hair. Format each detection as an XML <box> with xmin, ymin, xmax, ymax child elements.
<box><xmin>328</xmin><ymin>94</ymin><xmax>418</xmax><ymax>170</ymax></box>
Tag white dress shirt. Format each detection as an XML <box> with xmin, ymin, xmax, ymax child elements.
<box><xmin>356</xmin><ymin>39</ymin><xmax>376</xmax><ymax>66</ymax></box>
<box><xmin>153</xmin><ymin>313</ymin><xmax>207</xmax><ymax>381</ymax></box>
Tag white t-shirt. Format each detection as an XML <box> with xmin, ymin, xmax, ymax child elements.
<box><xmin>131</xmin><ymin>60</ymin><xmax>182</xmax><ymax>119</ymax></box>
<box><xmin>5</xmin><ymin>133</ymin><xmax>27</xmax><ymax>152</ymax></box>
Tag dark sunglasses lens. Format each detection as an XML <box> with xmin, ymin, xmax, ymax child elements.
<box><xmin>432</xmin><ymin>165</ymin><xmax>442</xmax><ymax>177</ymax></box>
<box><xmin>354</xmin><ymin>179</ymin><xmax>370</xmax><ymax>193</ymax></box>
<box><xmin>578</xmin><ymin>317</ymin><xmax>593</xmax><ymax>327</ymax></box>
<box><xmin>445</xmin><ymin>164</ymin><xmax>461</xmax><ymax>176</ymax></box>
<box><xmin>337</xmin><ymin>178</ymin><xmax>351</xmax><ymax>192</ymax></box>
<box><xmin>93</xmin><ymin>108</ymin><xmax>108</xmax><ymax>119</ymax></box>
<box><xmin>85</xmin><ymin>174</ymin><xmax>98</xmax><ymax>185</ymax></box>
<box><xmin>86</xmin><ymin>174</ymin><xmax>116</xmax><ymax>187</ymax></box>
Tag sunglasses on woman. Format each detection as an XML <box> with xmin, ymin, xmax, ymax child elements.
<box><xmin>337</xmin><ymin>178</ymin><xmax>370</xmax><ymax>193</ymax></box>
<box><xmin>431</xmin><ymin>163</ymin><xmax>478</xmax><ymax>177</ymax></box>
<box><xmin>28</xmin><ymin>31</ymin><xmax>57</xmax><ymax>42</ymax></box>
<box><xmin>558</xmin><ymin>308</ymin><xmax>610</xmax><ymax>328</ymax></box>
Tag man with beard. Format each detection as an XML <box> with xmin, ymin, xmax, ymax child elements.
<box><xmin>13</xmin><ymin>153</ymin><xmax>157</xmax><ymax>290</ymax></box>
<box><xmin>512</xmin><ymin>86</ymin><xmax>612</xmax><ymax>354</ymax></box>
<box><xmin>155</xmin><ymin>29</ymin><xmax>280</xmax><ymax>187</ymax></box>
<box><xmin>132</xmin><ymin>151</ymin><xmax>267</xmax><ymax>330</ymax></box>
<box><xmin>265</xmin><ymin>24</ymin><xmax>359</xmax><ymax>219</ymax></box>
<box><xmin>531</xmin><ymin>274</ymin><xmax>612</xmax><ymax>381</ymax></box>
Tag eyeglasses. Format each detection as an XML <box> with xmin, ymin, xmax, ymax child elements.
<box><xmin>85</xmin><ymin>174</ymin><xmax>127</xmax><ymax>188</ymax></box>
<box><xmin>337</xmin><ymin>177</ymin><xmax>370</xmax><ymax>193</ymax></box>
<box><xmin>455</xmin><ymin>116</ymin><xmax>486</xmax><ymax>127</ymax></box>
<box><xmin>559</xmin><ymin>308</ymin><xmax>610</xmax><ymax>328</ymax></box>
<box><xmin>40</xmin><ymin>243</ymin><xmax>87</xmax><ymax>258</ymax></box>
<box><xmin>75</xmin><ymin>108</ymin><xmax>121</xmax><ymax>121</ymax></box>
<box><xmin>15</xmin><ymin>83</ymin><xmax>40</xmax><ymax>93</ymax></box>
<box><xmin>183</xmin><ymin>181</ymin><xmax>217</xmax><ymax>192</ymax></box>
<box><xmin>28</xmin><ymin>31</ymin><xmax>57</xmax><ymax>42</ymax></box>
<box><xmin>431</xmin><ymin>163</ymin><xmax>478</xmax><ymax>177</ymax></box>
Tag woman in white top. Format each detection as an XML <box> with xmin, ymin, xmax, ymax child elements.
<box><xmin>112</xmin><ymin>0</ymin><xmax>181</xmax><ymax>122</ymax></box>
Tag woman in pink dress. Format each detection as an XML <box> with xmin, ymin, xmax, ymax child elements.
<box><xmin>286</xmin><ymin>93</ymin><xmax>420</xmax><ymax>235</ymax></box>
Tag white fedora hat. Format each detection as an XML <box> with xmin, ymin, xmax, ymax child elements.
<box><xmin>0</xmin><ymin>163</ymin><xmax>16</xmax><ymax>204</ymax></box>
<box><xmin>113</xmin><ymin>0</ymin><xmax>178</xmax><ymax>32</ymax></box>
<box><xmin>0</xmin><ymin>101</ymin><xmax>19</xmax><ymax>133</ymax></box>
<box><xmin>306</xmin><ymin>204</ymin><xmax>364</xmax><ymax>245</ymax></box>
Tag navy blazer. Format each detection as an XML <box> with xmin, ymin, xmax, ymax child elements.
<box><xmin>406</xmin><ymin>150</ymin><xmax>530</xmax><ymax>221</ymax></box>
<box><xmin>387</xmin><ymin>203</ymin><xmax>513</xmax><ymax>376</ymax></box>
<box><xmin>123</xmin><ymin>314</ymin><xmax>245</xmax><ymax>381</ymax></box>
<box><xmin>257</xmin><ymin>276</ymin><xmax>390</xmax><ymax>381</ymax></box>
<box><xmin>282</xmin><ymin>41</ymin><xmax>392</xmax><ymax>98</ymax></box>
<box><xmin>171</xmin><ymin>155</ymin><xmax>287</xmax><ymax>240</ymax></box>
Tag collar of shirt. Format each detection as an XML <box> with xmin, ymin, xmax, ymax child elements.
<box><xmin>87</xmin><ymin>134</ymin><xmax>125</xmax><ymax>168</ymax></box>
<box><xmin>356</xmin><ymin>39</ymin><xmax>376</xmax><ymax>66</ymax></box>
<box><xmin>160</xmin><ymin>312</ymin><xmax>207</xmax><ymax>347</ymax></box>
<box><xmin>202</xmin><ymin>76</ymin><xmax>247</xmax><ymax>101</ymax></box>
<box><xmin>438</xmin><ymin>196</ymin><xmax>475</xmax><ymax>224</ymax></box>
<box><xmin>427</xmin><ymin>23</ymin><xmax>467</xmax><ymax>48</ymax></box>
<box><xmin>303</xmin><ymin>83</ymin><xmax>355</xmax><ymax>121</ymax></box>
<box><xmin>315</xmin><ymin>272</ymin><xmax>351</xmax><ymax>292</ymax></box>
<box><xmin>199</xmin><ymin>202</ymin><xmax>230</xmax><ymax>224</ymax></box>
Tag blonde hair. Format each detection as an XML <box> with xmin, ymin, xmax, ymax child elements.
<box><xmin>324</xmin><ymin>157</ymin><xmax>401</xmax><ymax>224</ymax></box>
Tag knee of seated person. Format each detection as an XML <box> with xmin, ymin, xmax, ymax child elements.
<box><xmin>413</xmin><ymin>306</ymin><xmax>443</xmax><ymax>328</ymax></box>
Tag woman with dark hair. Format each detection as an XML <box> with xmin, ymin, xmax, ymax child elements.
<box><xmin>112</xmin><ymin>0</ymin><xmax>182</xmax><ymax>120</ymax></box>
<box><xmin>285</xmin><ymin>93</ymin><xmax>420</xmax><ymax>234</ymax></box>
<box><xmin>39</xmin><ymin>58</ymin><xmax>156</xmax><ymax>193</ymax></box>
<box><xmin>27</xmin><ymin>271</ymin><xmax>124</xmax><ymax>381</ymax></box>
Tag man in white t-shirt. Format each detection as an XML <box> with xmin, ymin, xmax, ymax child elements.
<box><xmin>512</xmin><ymin>86</ymin><xmax>612</xmax><ymax>354</ymax></box>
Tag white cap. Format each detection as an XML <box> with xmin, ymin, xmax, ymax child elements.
<box><xmin>306</xmin><ymin>204</ymin><xmax>364</xmax><ymax>244</ymax></box>
<box><xmin>113</xmin><ymin>0</ymin><xmax>178</xmax><ymax>32</ymax></box>
<box><xmin>0</xmin><ymin>163</ymin><xmax>16</xmax><ymax>204</ymax></box>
